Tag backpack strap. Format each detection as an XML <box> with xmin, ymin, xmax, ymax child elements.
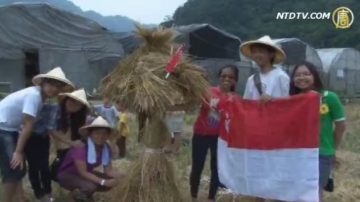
<box><xmin>253</xmin><ymin>72</ymin><xmax>263</xmax><ymax>95</ymax></box>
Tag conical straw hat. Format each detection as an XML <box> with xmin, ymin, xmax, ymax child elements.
<box><xmin>240</xmin><ymin>35</ymin><xmax>286</xmax><ymax>64</ymax></box>
<box><xmin>32</xmin><ymin>67</ymin><xmax>74</xmax><ymax>91</ymax></box>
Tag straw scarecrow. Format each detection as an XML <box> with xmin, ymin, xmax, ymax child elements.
<box><xmin>100</xmin><ymin>26</ymin><xmax>209</xmax><ymax>202</ymax></box>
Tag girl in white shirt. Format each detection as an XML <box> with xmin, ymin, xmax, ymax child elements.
<box><xmin>0</xmin><ymin>67</ymin><xmax>73</xmax><ymax>202</ymax></box>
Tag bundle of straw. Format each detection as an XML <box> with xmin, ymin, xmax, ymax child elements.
<box><xmin>100</xmin><ymin>26</ymin><xmax>209</xmax><ymax>202</ymax></box>
<box><xmin>115</xmin><ymin>116</ymin><xmax>183</xmax><ymax>202</ymax></box>
<box><xmin>100</xmin><ymin>26</ymin><xmax>208</xmax><ymax>116</ymax></box>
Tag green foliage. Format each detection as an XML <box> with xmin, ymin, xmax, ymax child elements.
<box><xmin>171</xmin><ymin>0</ymin><xmax>360</xmax><ymax>49</ymax></box>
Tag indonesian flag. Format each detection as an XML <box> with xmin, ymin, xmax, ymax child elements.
<box><xmin>218</xmin><ymin>92</ymin><xmax>320</xmax><ymax>202</ymax></box>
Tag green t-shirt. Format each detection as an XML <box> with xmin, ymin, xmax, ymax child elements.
<box><xmin>320</xmin><ymin>90</ymin><xmax>345</xmax><ymax>155</ymax></box>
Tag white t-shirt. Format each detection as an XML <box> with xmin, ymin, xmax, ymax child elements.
<box><xmin>243</xmin><ymin>67</ymin><xmax>290</xmax><ymax>100</ymax></box>
<box><xmin>0</xmin><ymin>86</ymin><xmax>43</xmax><ymax>131</ymax></box>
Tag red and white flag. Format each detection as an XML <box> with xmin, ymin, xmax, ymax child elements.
<box><xmin>218</xmin><ymin>93</ymin><xmax>320</xmax><ymax>202</ymax></box>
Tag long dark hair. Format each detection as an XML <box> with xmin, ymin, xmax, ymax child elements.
<box><xmin>290</xmin><ymin>61</ymin><xmax>324</xmax><ymax>95</ymax></box>
<box><xmin>218</xmin><ymin>64</ymin><xmax>239</xmax><ymax>92</ymax></box>
<box><xmin>57</xmin><ymin>97</ymin><xmax>88</xmax><ymax>141</ymax></box>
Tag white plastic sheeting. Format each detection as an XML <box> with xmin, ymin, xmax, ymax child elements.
<box><xmin>0</xmin><ymin>3</ymin><xmax>124</xmax><ymax>91</ymax></box>
<box><xmin>273</xmin><ymin>38</ymin><xmax>323</xmax><ymax>74</ymax></box>
<box><xmin>317</xmin><ymin>48</ymin><xmax>360</xmax><ymax>98</ymax></box>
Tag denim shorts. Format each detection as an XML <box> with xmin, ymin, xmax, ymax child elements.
<box><xmin>0</xmin><ymin>129</ymin><xmax>26</xmax><ymax>182</ymax></box>
<box><xmin>319</xmin><ymin>155</ymin><xmax>334</xmax><ymax>188</ymax></box>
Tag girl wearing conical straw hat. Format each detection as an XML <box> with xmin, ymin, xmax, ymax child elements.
<box><xmin>57</xmin><ymin>116</ymin><xmax>122</xmax><ymax>201</ymax></box>
<box><xmin>0</xmin><ymin>67</ymin><xmax>74</xmax><ymax>202</ymax></box>
<box><xmin>50</xmin><ymin>89</ymin><xmax>91</xmax><ymax>180</ymax></box>
<box><xmin>25</xmin><ymin>88</ymin><xmax>90</xmax><ymax>202</ymax></box>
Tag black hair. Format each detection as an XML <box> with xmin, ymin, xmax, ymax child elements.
<box><xmin>57</xmin><ymin>97</ymin><xmax>88</xmax><ymax>141</ymax></box>
<box><xmin>290</xmin><ymin>61</ymin><xmax>324</xmax><ymax>95</ymax></box>
<box><xmin>217</xmin><ymin>64</ymin><xmax>239</xmax><ymax>92</ymax></box>
<box><xmin>250</xmin><ymin>43</ymin><xmax>276</xmax><ymax>64</ymax></box>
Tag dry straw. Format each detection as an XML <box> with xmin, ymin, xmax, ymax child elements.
<box><xmin>101</xmin><ymin>26</ymin><xmax>209</xmax><ymax>202</ymax></box>
<box><xmin>100</xmin><ymin>26</ymin><xmax>208</xmax><ymax>116</ymax></box>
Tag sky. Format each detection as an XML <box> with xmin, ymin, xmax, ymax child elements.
<box><xmin>69</xmin><ymin>0</ymin><xmax>187</xmax><ymax>24</ymax></box>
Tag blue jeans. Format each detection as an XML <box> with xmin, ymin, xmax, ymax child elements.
<box><xmin>319</xmin><ymin>155</ymin><xmax>334</xmax><ymax>188</ymax></box>
<box><xmin>0</xmin><ymin>129</ymin><xmax>26</xmax><ymax>182</ymax></box>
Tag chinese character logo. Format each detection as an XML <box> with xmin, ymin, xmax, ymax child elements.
<box><xmin>332</xmin><ymin>7</ymin><xmax>354</xmax><ymax>29</ymax></box>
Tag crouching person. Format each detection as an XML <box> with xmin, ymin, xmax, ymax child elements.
<box><xmin>57</xmin><ymin>117</ymin><xmax>122</xmax><ymax>202</ymax></box>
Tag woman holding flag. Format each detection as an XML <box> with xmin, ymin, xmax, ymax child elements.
<box><xmin>290</xmin><ymin>61</ymin><xmax>346</xmax><ymax>202</ymax></box>
<box><xmin>190</xmin><ymin>64</ymin><xmax>238</xmax><ymax>202</ymax></box>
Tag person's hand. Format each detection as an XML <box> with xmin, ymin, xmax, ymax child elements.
<box><xmin>104</xmin><ymin>179</ymin><xmax>119</xmax><ymax>187</ymax></box>
<box><xmin>10</xmin><ymin>151</ymin><xmax>24</xmax><ymax>169</ymax></box>
<box><xmin>259</xmin><ymin>94</ymin><xmax>272</xmax><ymax>103</ymax></box>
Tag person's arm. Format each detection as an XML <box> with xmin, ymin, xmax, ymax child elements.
<box><xmin>51</xmin><ymin>131</ymin><xmax>82</xmax><ymax>147</ymax></box>
<box><xmin>104</xmin><ymin>162</ymin><xmax>116</xmax><ymax>177</ymax></box>
<box><xmin>104</xmin><ymin>163</ymin><xmax>123</xmax><ymax>181</ymax></box>
<box><xmin>12</xmin><ymin>93</ymin><xmax>41</xmax><ymax>169</ymax></box>
<box><xmin>333</xmin><ymin>120</ymin><xmax>346</xmax><ymax>168</ymax></box>
<box><xmin>334</xmin><ymin>121</ymin><xmax>346</xmax><ymax>150</ymax></box>
<box><xmin>328</xmin><ymin>92</ymin><xmax>346</xmax><ymax>150</ymax></box>
<box><xmin>327</xmin><ymin>92</ymin><xmax>346</xmax><ymax>168</ymax></box>
<box><xmin>51</xmin><ymin>130</ymin><xmax>73</xmax><ymax>145</ymax></box>
<box><xmin>74</xmin><ymin>160</ymin><xmax>117</xmax><ymax>187</ymax></box>
<box><xmin>113</xmin><ymin>106</ymin><xmax>119</xmax><ymax>118</ymax></box>
<box><xmin>11</xmin><ymin>114</ymin><xmax>35</xmax><ymax>169</ymax></box>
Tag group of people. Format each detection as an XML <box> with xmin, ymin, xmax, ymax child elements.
<box><xmin>0</xmin><ymin>35</ymin><xmax>346</xmax><ymax>202</ymax></box>
<box><xmin>0</xmin><ymin>68</ymin><xmax>130</xmax><ymax>202</ymax></box>
<box><xmin>190</xmin><ymin>36</ymin><xmax>346</xmax><ymax>202</ymax></box>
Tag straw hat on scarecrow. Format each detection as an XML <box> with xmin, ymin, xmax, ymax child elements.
<box><xmin>240</xmin><ymin>35</ymin><xmax>286</xmax><ymax>64</ymax></box>
<box><xmin>32</xmin><ymin>67</ymin><xmax>75</xmax><ymax>91</ymax></box>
